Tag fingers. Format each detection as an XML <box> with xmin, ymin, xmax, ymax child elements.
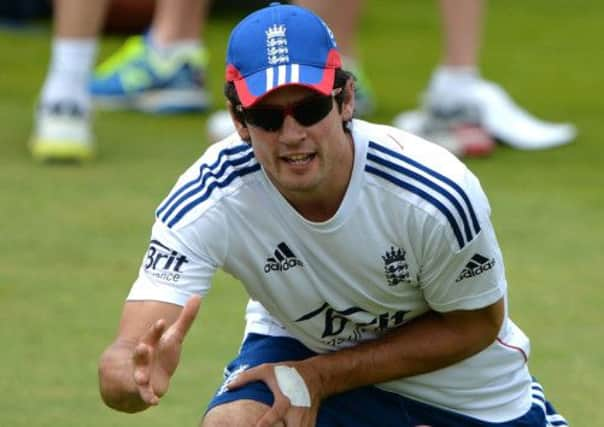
<box><xmin>171</xmin><ymin>295</ymin><xmax>202</xmax><ymax>339</ymax></box>
<box><xmin>132</xmin><ymin>343</ymin><xmax>160</xmax><ymax>405</ymax></box>
<box><xmin>132</xmin><ymin>319</ymin><xmax>166</xmax><ymax>405</ymax></box>
<box><xmin>255</xmin><ymin>397</ymin><xmax>290</xmax><ymax>427</ymax></box>
<box><xmin>140</xmin><ymin>318</ymin><xmax>166</xmax><ymax>347</ymax></box>
<box><xmin>225</xmin><ymin>363</ymin><xmax>317</xmax><ymax>427</ymax></box>
<box><xmin>226</xmin><ymin>365</ymin><xmax>263</xmax><ymax>391</ymax></box>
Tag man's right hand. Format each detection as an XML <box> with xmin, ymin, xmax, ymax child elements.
<box><xmin>131</xmin><ymin>295</ymin><xmax>202</xmax><ymax>405</ymax></box>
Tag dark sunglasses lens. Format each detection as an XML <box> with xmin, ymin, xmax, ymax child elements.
<box><xmin>244</xmin><ymin>93</ymin><xmax>334</xmax><ymax>131</ymax></box>
<box><xmin>244</xmin><ymin>108</ymin><xmax>284</xmax><ymax>131</ymax></box>
<box><xmin>293</xmin><ymin>95</ymin><xmax>333</xmax><ymax>126</ymax></box>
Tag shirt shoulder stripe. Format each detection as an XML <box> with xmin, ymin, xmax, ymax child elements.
<box><xmin>156</xmin><ymin>144</ymin><xmax>260</xmax><ymax>228</ymax></box>
<box><xmin>366</xmin><ymin>164</ymin><xmax>465</xmax><ymax>248</ymax></box>
<box><xmin>366</xmin><ymin>141</ymin><xmax>481</xmax><ymax>249</ymax></box>
<box><xmin>165</xmin><ymin>162</ymin><xmax>261</xmax><ymax>228</ymax></box>
<box><xmin>369</xmin><ymin>141</ymin><xmax>480</xmax><ymax>233</ymax></box>
<box><xmin>159</xmin><ymin>150</ymin><xmax>255</xmax><ymax>223</ymax></box>
<box><xmin>156</xmin><ymin>144</ymin><xmax>252</xmax><ymax>219</ymax></box>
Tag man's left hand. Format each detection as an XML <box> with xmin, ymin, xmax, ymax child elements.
<box><xmin>227</xmin><ymin>361</ymin><xmax>321</xmax><ymax>427</ymax></box>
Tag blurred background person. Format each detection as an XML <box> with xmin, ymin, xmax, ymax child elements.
<box><xmin>391</xmin><ymin>0</ymin><xmax>576</xmax><ymax>156</ymax></box>
<box><xmin>29</xmin><ymin>0</ymin><xmax>211</xmax><ymax>162</ymax></box>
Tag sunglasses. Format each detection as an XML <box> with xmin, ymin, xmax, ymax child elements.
<box><xmin>237</xmin><ymin>88</ymin><xmax>342</xmax><ymax>132</ymax></box>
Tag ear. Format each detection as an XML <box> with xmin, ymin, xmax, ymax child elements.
<box><xmin>341</xmin><ymin>78</ymin><xmax>356</xmax><ymax>121</ymax></box>
<box><xmin>227</xmin><ymin>101</ymin><xmax>251</xmax><ymax>141</ymax></box>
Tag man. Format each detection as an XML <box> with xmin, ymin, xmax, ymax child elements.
<box><xmin>98</xmin><ymin>4</ymin><xmax>568</xmax><ymax>426</ymax></box>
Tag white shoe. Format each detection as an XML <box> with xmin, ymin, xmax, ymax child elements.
<box><xmin>393</xmin><ymin>110</ymin><xmax>495</xmax><ymax>158</ymax></box>
<box><xmin>424</xmin><ymin>79</ymin><xmax>576</xmax><ymax>150</ymax></box>
<box><xmin>30</xmin><ymin>102</ymin><xmax>95</xmax><ymax>162</ymax></box>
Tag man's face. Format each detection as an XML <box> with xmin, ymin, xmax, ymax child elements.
<box><xmin>241</xmin><ymin>84</ymin><xmax>354</xmax><ymax>201</ymax></box>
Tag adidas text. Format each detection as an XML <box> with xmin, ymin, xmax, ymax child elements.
<box><xmin>264</xmin><ymin>258</ymin><xmax>304</xmax><ymax>273</ymax></box>
<box><xmin>264</xmin><ymin>242</ymin><xmax>303</xmax><ymax>273</ymax></box>
<box><xmin>456</xmin><ymin>254</ymin><xmax>495</xmax><ymax>282</ymax></box>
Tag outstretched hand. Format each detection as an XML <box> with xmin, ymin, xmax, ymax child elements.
<box><xmin>132</xmin><ymin>295</ymin><xmax>201</xmax><ymax>406</ymax></box>
<box><xmin>227</xmin><ymin>362</ymin><xmax>321</xmax><ymax>427</ymax></box>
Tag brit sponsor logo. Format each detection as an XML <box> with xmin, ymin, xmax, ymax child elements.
<box><xmin>144</xmin><ymin>239</ymin><xmax>189</xmax><ymax>283</ymax></box>
<box><xmin>264</xmin><ymin>242</ymin><xmax>303</xmax><ymax>273</ymax></box>
<box><xmin>296</xmin><ymin>302</ymin><xmax>408</xmax><ymax>348</ymax></box>
<box><xmin>456</xmin><ymin>253</ymin><xmax>496</xmax><ymax>282</ymax></box>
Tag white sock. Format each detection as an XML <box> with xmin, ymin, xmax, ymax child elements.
<box><xmin>148</xmin><ymin>31</ymin><xmax>202</xmax><ymax>59</ymax></box>
<box><xmin>40</xmin><ymin>38</ymin><xmax>98</xmax><ymax>110</ymax></box>
<box><xmin>429</xmin><ymin>65</ymin><xmax>481</xmax><ymax>92</ymax></box>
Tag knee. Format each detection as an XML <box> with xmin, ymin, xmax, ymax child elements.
<box><xmin>201</xmin><ymin>399</ymin><xmax>284</xmax><ymax>427</ymax></box>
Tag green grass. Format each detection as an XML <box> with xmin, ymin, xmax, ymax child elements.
<box><xmin>1</xmin><ymin>1</ymin><xmax>602</xmax><ymax>425</ymax></box>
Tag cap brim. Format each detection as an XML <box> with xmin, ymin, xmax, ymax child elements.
<box><xmin>233</xmin><ymin>64</ymin><xmax>335</xmax><ymax>108</ymax></box>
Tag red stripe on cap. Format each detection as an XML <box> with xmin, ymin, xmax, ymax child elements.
<box><xmin>226</xmin><ymin>64</ymin><xmax>259</xmax><ymax>106</ymax></box>
<box><xmin>325</xmin><ymin>49</ymin><xmax>342</xmax><ymax>68</ymax></box>
<box><xmin>234</xmin><ymin>79</ymin><xmax>258</xmax><ymax>108</ymax></box>
<box><xmin>225</xmin><ymin>64</ymin><xmax>242</xmax><ymax>82</ymax></box>
<box><xmin>227</xmin><ymin>49</ymin><xmax>343</xmax><ymax>108</ymax></box>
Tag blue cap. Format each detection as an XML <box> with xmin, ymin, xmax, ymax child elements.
<box><xmin>226</xmin><ymin>3</ymin><xmax>342</xmax><ymax>107</ymax></box>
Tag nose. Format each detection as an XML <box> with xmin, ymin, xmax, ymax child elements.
<box><xmin>278</xmin><ymin>114</ymin><xmax>306</xmax><ymax>145</ymax></box>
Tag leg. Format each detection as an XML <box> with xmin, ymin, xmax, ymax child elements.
<box><xmin>294</xmin><ymin>0</ymin><xmax>363</xmax><ymax>59</ymax></box>
<box><xmin>201</xmin><ymin>400</ymin><xmax>284</xmax><ymax>427</ymax></box>
<box><xmin>199</xmin><ymin>334</ymin><xmax>410</xmax><ymax>427</ymax></box>
<box><xmin>293</xmin><ymin>0</ymin><xmax>374</xmax><ymax>116</ymax></box>
<box><xmin>439</xmin><ymin>0</ymin><xmax>483</xmax><ymax>67</ymax></box>
<box><xmin>30</xmin><ymin>0</ymin><xmax>111</xmax><ymax>161</ymax></box>
<box><xmin>53</xmin><ymin>0</ymin><xmax>109</xmax><ymax>38</ymax></box>
<box><xmin>90</xmin><ymin>0</ymin><xmax>211</xmax><ymax>113</ymax></box>
<box><xmin>151</xmin><ymin>0</ymin><xmax>210</xmax><ymax>44</ymax></box>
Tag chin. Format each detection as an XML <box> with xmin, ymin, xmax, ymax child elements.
<box><xmin>280</xmin><ymin>176</ymin><xmax>320</xmax><ymax>193</ymax></box>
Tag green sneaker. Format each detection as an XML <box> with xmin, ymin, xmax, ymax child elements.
<box><xmin>90</xmin><ymin>35</ymin><xmax>211</xmax><ymax>113</ymax></box>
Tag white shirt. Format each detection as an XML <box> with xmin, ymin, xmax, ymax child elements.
<box><xmin>128</xmin><ymin>119</ymin><xmax>532</xmax><ymax>422</ymax></box>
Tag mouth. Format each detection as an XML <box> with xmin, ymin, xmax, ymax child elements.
<box><xmin>281</xmin><ymin>153</ymin><xmax>316</xmax><ymax>165</ymax></box>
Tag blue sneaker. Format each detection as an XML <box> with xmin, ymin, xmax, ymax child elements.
<box><xmin>90</xmin><ymin>35</ymin><xmax>211</xmax><ymax>113</ymax></box>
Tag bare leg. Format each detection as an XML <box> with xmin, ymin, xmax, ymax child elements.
<box><xmin>293</xmin><ymin>0</ymin><xmax>364</xmax><ymax>59</ymax></box>
<box><xmin>201</xmin><ymin>400</ymin><xmax>284</xmax><ymax>427</ymax></box>
<box><xmin>53</xmin><ymin>0</ymin><xmax>110</xmax><ymax>37</ymax></box>
<box><xmin>151</xmin><ymin>0</ymin><xmax>210</xmax><ymax>45</ymax></box>
<box><xmin>294</xmin><ymin>0</ymin><xmax>374</xmax><ymax>116</ymax></box>
<box><xmin>439</xmin><ymin>0</ymin><xmax>483</xmax><ymax>67</ymax></box>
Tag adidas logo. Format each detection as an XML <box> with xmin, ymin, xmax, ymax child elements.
<box><xmin>456</xmin><ymin>253</ymin><xmax>496</xmax><ymax>282</ymax></box>
<box><xmin>264</xmin><ymin>242</ymin><xmax>304</xmax><ymax>273</ymax></box>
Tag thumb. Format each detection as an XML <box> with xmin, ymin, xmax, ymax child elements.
<box><xmin>170</xmin><ymin>295</ymin><xmax>202</xmax><ymax>339</ymax></box>
<box><xmin>226</xmin><ymin>365</ymin><xmax>265</xmax><ymax>391</ymax></box>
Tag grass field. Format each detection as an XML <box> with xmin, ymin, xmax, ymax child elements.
<box><xmin>1</xmin><ymin>1</ymin><xmax>602</xmax><ymax>425</ymax></box>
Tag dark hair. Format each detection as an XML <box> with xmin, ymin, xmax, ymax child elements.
<box><xmin>224</xmin><ymin>68</ymin><xmax>355</xmax><ymax>132</ymax></box>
